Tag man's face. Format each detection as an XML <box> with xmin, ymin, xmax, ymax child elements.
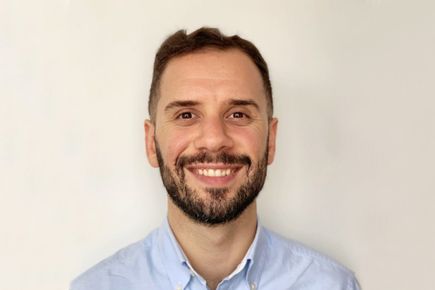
<box><xmin>145</xmin><ymin>49</ymin><xmax>277</xmax><ymax>225</ymax></box>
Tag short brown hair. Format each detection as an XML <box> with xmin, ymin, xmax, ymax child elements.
<box><xmin>148</xmin><ymin>27</ymin><xmax>273</xmax><ymax>122</ymax></box>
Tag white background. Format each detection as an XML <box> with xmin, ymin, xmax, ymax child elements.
<box><xmin>1</xmin><ymin>0</ymin><xmax>434</xmax><ymax>289</ymax></box>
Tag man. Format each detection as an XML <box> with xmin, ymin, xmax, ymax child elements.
<box><xmin>71</xmin><ymin>27</ymin><xmax>360</xmax><ymax>290</ymax></box>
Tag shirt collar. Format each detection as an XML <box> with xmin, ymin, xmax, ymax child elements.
<box><xmin>158</xmin><ymin>218</ymin><xmax>268</xmax><ymax>289</ymax></box>
<box><xmin>246</xmin><ymin>223</ymin><xmax>268</xmax><ymax>287</ymax></box>
<box><xmin>158</xmin><ymin>219</ymin><xmax>193</xmax><ymax>289</ymax></box>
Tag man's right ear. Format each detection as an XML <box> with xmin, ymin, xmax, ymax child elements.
<box><xmin>144</xmin><ymin>120</ymin><xmax>159</xmax><ymax>168</ymax></box>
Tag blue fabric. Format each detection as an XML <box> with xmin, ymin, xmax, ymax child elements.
<box><xmin>71</xmin><ymin>219</ymin><xmax>360</xmax><ymax>290</ymax></box>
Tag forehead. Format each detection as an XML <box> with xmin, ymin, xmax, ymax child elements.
<box><xmin>157</xmin><ymin>48</ymin><xmax>266</xmax><ymax>109</ymax></box>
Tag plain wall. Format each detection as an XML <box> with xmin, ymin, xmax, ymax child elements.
<box><xmin>1</xmin><ymin>0</ymin><xmax>434</xmax><ymax>289</ymax></box>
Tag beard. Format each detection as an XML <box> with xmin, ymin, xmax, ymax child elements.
<box><xmin>155</xmin><ymin>142</ymin><xmax>268</xmax><ymax>226</ymax></box>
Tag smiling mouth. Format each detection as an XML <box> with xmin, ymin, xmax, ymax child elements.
<box><xmin>187</xmin><ymin>164</ymin><xmax>241</xmax><ymax>175</ymax></box>
<box><xmin>197</xmin><ymin>168</ymin><xmax>232</xmax><ymax>177</ymax></box>
<box><xmin>185</xmin><ymin>164</ymin><xmax>243</xmax><ymax>185</ymax></box>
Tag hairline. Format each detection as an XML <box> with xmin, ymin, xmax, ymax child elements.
<box><xmin>150</xmin><ymin>46</ymin><xmax>272</xmax><ymax>123</ymax></box>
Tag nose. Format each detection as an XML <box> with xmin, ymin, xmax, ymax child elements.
<box><xmin>193</xmin><ymin>117</ymin><xmax>234</xmax><ymax>152</ymax></box>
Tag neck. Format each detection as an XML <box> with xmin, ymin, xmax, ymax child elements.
<box><xmin>167</xmin><ymin>200</ymin><xmax>257</xmax><ymax>290</ymax></box>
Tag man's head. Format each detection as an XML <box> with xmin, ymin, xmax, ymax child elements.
<box><xmin>144</xmin><ymin>27</ymin><xmax>278</xmax><ymax>226</ymax></box>
<box><xmin>148</xmin><ymin>27</ymin><xmax>273</xmax><ymax>123</ymax></box>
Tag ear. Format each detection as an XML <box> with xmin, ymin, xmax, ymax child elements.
<box><xmin>267</xmin><ymin>118</ymin><xmax>278</xmax><ymax>165</ymax></box>
<box><xmin>144</xmin><ymin>119</ymin><xmax>159</xmax><ymax>168</ymax></box>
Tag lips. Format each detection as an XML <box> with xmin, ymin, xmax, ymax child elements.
<box><xmin>185</xmin><ymin>163</ymin><xmax>243</xmax><ymax>186</ymax></box>
<box><xmin>197</xmin><ymin>168</ymin><xmax>231</xmax><ymax>177</ymax></box>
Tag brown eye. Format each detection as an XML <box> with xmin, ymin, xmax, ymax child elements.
<box><xmin>227</xmin><ymin>111</ymin><xmax>252</xmax><ymax>126</ymax></box>
<box><xmin>179</xmin><ymin>112</ymin><xmax>193</xmax><ymax>119</ymax></box>
<box><xmin>231</xmin><ymin>112</ymin><xmax>245</xmax><ymax>118</ymax></box>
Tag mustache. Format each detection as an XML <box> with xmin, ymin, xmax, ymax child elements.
<box><xmin>176</xmin><ymin>151</ymin><xmax>252</xmax><ymax>169</ymax></box>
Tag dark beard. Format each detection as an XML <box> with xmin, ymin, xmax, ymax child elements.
<box><xmin>155</xmin><ymin>143</ymin><xmax>268</xmax><ymax>226</ymax></box>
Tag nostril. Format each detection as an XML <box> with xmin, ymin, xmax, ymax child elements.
<box><xmin>193</xmin><ymin>121</ymin><xmax>234</xmax><ymax>151</ymax></box>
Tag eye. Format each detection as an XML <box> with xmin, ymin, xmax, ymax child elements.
<box><xmin>226</xmin><ymin>111</ymin><xmax>252</xmax><ymax>126</ymax></box>
<box><xmin>178</xmin><ymin>112</ymin><xmax>194</xmax><ymax>119</ymax></box>
<box><xmin>174</xmin><ymin>111</ymin><xmax>199</xmax><ymax>126</ymax></box>
<box><xmin>229</xmin><ymin>112</ymin><xmax>247</xmax><ymax>119</ymax></box>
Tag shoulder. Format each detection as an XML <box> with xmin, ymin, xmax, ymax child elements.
<box><xmin>70</xmin><ymin>228</ymin><xmax>162</xmax><ymax>290</ymax></box>
<box><xmin>259</xmin><ymin>227</ymin><xmax>360</xmax><ymax>289</ymax></box>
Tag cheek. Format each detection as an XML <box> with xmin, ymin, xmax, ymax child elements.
<box><xmin>231</xmin><ymin>126</ymin><xmax>268</xmax><ymax>156</ymax></box>
<box><xmin>158</xmin><ymin>129</ymin><xmax>192</xmax><ymax>165</ymax></box>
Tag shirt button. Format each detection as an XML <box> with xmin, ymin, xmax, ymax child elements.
<box><xmin>250</xmin><ymin>282</ymin><xmax>256</xmax><ymax>290</ymax></box>
<box><xmin>176</xmin><ymin>283</ymin><xmax>182</xmax><ymax>290</ymax></box>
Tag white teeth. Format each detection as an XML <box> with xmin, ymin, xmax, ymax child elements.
<box><xmin>197</xmin><ymin>168</ymin><xmax>232</xmax><ymax>177</ymax></box>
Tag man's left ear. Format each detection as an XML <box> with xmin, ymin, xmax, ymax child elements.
<box><xmin>267</xmin><ymin>118</ymin><xmax>278</xmax><ymax>165</ymax></box>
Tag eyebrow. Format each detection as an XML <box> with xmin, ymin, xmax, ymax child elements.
<box><xmin>164</xmin><ymin>100</ymin><xmax>200</xmax><ymax>112</ymax></box>
<box><xmin>163</xmin><ymin>98</ymin><xmax>260</xmax><ymax>112</ymax></box>
<box><xmin>228</xmin><ymin>99</ymin><xmax>260</xmax><ymax>110</ymax></box>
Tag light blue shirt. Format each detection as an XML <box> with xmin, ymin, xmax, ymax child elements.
<box><xmin>71</xmin><ymin>219</ymin><xmax>360</xmax><ymax>290</ymax></box>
